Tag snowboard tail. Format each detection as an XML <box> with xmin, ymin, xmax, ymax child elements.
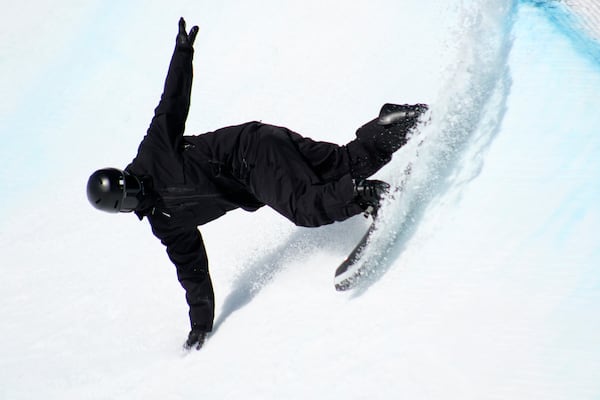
<box><xmin>334</xmin><ymin>219</ymin><xmax>378</xmax><ymax>291</ymax></box>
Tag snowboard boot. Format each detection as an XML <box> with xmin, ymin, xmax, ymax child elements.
<box><xmin>346</xmin><ymin>103</ymin><xmax>428</xmax><ymax>180</ymax></box>
<box><xmin>378</xmin><ymin>103</ymin><xmax>429</xmax><ymax>126</ymax></box>
<box><xmin>374</xmin><ymin>103</ymin><xmax>429</xmax><ymax>151</ymax></box>
<box><xmin>353</xmin><ymin>103</ymin><xmax>429</xmax><ymax>155</ymax></box>
<box><xmin>353</xmin><ymin>179</ymin><xmax>391</xmax><ymax>217</ymax></box>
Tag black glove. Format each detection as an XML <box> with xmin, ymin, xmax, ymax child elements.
<box><xmin>184</xmin><ymin>328</ymin><xmax>207</xmax><ymax>350</ymax></box>
<box><xmin>176</xmin><ymin>17</ymin><xmax>199</xmax><ymax>50</ymax></box>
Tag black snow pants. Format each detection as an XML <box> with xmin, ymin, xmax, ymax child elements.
<box><xmin>239</xmin><ymin>117</ymin><xmax>407</xmax><ymax>227</ymax></box>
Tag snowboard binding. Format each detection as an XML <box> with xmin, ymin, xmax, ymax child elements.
<box><xmin>353</xmin><ymin>179</ymin><xmax>391</xmax><ymax>217</ymax></box>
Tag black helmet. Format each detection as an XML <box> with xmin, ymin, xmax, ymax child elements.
<box><xmin>86</xmin><ymin>168</ymin><xmax>143</xmax><ymax>213</ymax></box>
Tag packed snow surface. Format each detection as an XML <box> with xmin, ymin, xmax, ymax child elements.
<box><xmin>1</xmin><ymin>0</ymin><xmax>599</xmax><ymax>399</ymax></box>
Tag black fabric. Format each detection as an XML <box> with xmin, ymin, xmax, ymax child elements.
<box><xmin>124</xmin><ymin>45</ymin><xmax>404</xmax><ymax>331</ymax></box>
<box><xmin>346</xmin><ymin>117</ymin><xmax>414</xmax><ymax>180</ymax></box>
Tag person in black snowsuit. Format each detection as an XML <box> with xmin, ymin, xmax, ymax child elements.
<box><xmin>86</xmin><ymin>18</ymin><xmax>427</xmax><ymax>350</ymax></box>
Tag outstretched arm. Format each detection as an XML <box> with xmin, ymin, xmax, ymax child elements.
<box><xmin>149</xmin><ymin>217</ymin><xmax>215</xmax><ymax>349</ymax></box>
<box><xmin>146</xmin><ymin>18</ymin><xmax>199</xmax><ymax>150</ymax></box>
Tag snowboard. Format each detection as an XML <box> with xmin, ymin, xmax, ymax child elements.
<box><xmin>334</xmin><ymin>103</ymin><xmax>430</xmax><ymax>291</ymax></box>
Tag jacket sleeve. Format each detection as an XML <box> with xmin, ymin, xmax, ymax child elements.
<box><xmin>149</xmin><ymin>218</ymin><xmax>215</xmax><ymax>332</ymax></box>
<box><xmin>145</xmin><ymin>46</ymin><xmax>195</xmax><ymax>151</ymax></box>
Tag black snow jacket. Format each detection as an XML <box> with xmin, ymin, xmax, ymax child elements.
<box><xmin>125</xmin><ymin>46</ymin><xmax>269</xmax><ymax>331</ymax></box>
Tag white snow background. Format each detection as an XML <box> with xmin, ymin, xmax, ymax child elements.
<box><xmin>1</xmin><ymin>0</ymin><xmax>599</xmax><ymax>399</ymax></box>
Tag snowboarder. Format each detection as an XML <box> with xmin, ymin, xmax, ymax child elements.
<box><xmin>86</xmin><ymin>18</ymin><xmax>427</xmax><ymax>350</ymax></box>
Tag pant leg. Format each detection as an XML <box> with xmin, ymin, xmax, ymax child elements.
<box><xmin>286</xmin><ymin>130</ymin><xmax>352</xmax><ymax>182</ymax></box>
<box><xmin>287</xmin><ymin>118</ymin><xmax>411</xmax><ymax>181</ymax></box>
<box><xmin>246</xmin><ymin>125</ymin><xmax>363</xmax><ymax>227</ymax></box>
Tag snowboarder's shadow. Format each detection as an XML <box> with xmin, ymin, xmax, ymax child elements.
<box><xmin>212</xmin><ymin>217</ymin><xmax>366</xmax><ymax>333</ymax></box>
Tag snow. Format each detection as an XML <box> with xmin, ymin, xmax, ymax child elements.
<box><xmin>1</xmin><ymin>0</ymin><xmax>599</xmax><ymax>399</ymax></box>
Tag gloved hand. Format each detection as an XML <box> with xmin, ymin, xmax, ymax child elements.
<box><xmin>176</xmin><ymin>17</ymin><xmax>199</xmax><ymax>50</ymax></box>
<box><xmin>184</xmin><ymin>328</ymin><xmax>207</xmax><ymax>350</ymax></box>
